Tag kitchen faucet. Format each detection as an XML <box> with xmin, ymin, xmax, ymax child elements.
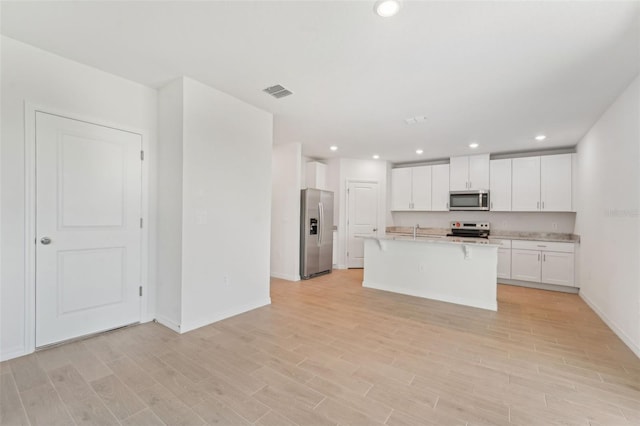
<box><xmin>413</xmin><ymin>224</ymin><xmax>420</xmax><ymax>239</ymax></box>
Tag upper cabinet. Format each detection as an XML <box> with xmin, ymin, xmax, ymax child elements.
<box><xmin>306</xmin><ymin>161</ymin><xmax>327</xmax><ymax>190</ymax></box>
<box><xmin>391</xmin><ymin>166</ymin><xmax>431</xmax><ymax>210</ymax></box>
<box><xmin>450</xmin><ymin>154</ymin><xmax>490</xmax><ymax>191</ymax></box>
<box><xmin>512</xmin><ymin>154</ymin><xmax>573</xmax><ymax>212</ymax></box>
<box><xmin>512</xmin><ymin>156</ymin><xmax>541</xmax><ymax>211</ymax></box>
<box><xmin>431</xmin><ymin>164</ymin><xmax>450</xmax><ymax>211</ymax></box>
<box><xmin>489</xmin><ymin>159</ymin><xmax>512</xmax><ymax>211</ymax></box>
<box><xmin>541</xmin><ymin>154</ymin><xmax>572</xmax><ymax>212</ymax></box>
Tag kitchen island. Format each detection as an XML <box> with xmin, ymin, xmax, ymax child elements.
<box><xmin>362</xmin><ymin>235</ymin><xmax>500</xmax><ymax>311</ymax></box>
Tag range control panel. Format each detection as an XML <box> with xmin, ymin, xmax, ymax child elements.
<box><xmin>450</xmin><ymin>221</ymin><xmax>490</xmax><ymax>230</ymax></box>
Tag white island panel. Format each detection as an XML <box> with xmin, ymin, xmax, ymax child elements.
<box><xmin>363</xmin><ymin>238</ymin><xmax>498</xmax><ymax>311</ymax></box>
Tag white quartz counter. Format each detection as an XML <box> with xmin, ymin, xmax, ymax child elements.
<box><xmin>362</xmin><ymin>236</ymin><xmax>498</xmax><ymax>311</ymax></box>
<box><xmin>367</xmin><ymin>234</ymin><xmax>502</xmax><ymax>247</ymax></box>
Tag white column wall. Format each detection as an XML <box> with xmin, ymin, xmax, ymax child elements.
<box><xmin>574</xmin><ymin>74</ymin><xmax>640</xmax><ymax>358</ymax></box>
<box><xmin>271</xmin><ymin>143</ymin><xmax>302</xmax><ymax>281</ymax></box>
<box><xmin>179</xmin><ymin>77</ymin><xmax>273</xmax><ymax>332</ymax></box>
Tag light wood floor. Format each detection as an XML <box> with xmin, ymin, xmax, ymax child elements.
<box><xmin>2</xmin><ymin>269</ymin><xmax>639</xmax><ymax>426</ymax></box>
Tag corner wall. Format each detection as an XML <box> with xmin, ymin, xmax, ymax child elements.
<box><xmin>271</xmin><ymin>143</ymin><xmax>302</xmax><ymax>281</ymax></box>
<box><xmin>0</xmin><ymin>36</ymin><xmax>158</xmax><ymax>361</ymax></box>
<box><xmin>575</xmin><ymin>74</ymin><xmax>640</xmax><ymax>357</ymax></box>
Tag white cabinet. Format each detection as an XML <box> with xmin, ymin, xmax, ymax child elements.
<box><xmin>511</xmin><ymin>249</ymin><xmax>542</xmax><ymax>282</ymax></box>
<box><xmin>512</xmin><ymin>156</ymin><xmax>541</xmax><ymax>211</ymax></box>
<box><xmin>489</xmin><ymin>159</ymin><xmax>511</xmax><ymax>211</ymax></box>
<box><xmin>391</xmin><ymin>166</ymin><xmax>431</xmax><ymax>210</ymax></box>
<box><xmin>511</xmin><ymin>240</ymin><xmax>575</xmax><ymax>287</ymax></box>
<box><xmin>306</xmin><ymin>161</ymin><xmax>327</xmax><ymax>190</ymax></box>
<box><xmin>541</xmin><ymin>154</ymin><xmax>572</xmax><ymax>212</ymax></box>
<box><xmin>493</xmin><ymin>239</ymin><xmax>512</xmax><ymax>280</ymax></box>
<box><xmin>450</xmin><ymin>154</ymin><xmax>490</xmax><ymax>191</ymax></box>
<box><xmin>512</xmin><ymin>154</ymin><xmax>572</xmax><ymax>212</ymax></box>
<box><xmin>412</xmin><ymin>166</ymin><xmax>432</xmax><ymax>210</ymax></box>
<box><xmin>541</xmin><ymin>251</ymin><xmax>574</xmax><ymax>286</ymax></box>
<box><xmin>391</xmin><ymin>168</ymin><xmax>413</xmax><ymax>210</ymax></box>
<box><xmin>431</xmin><ymin>164</ymin><xmax>450</xmax><ymax>211</ymax></box>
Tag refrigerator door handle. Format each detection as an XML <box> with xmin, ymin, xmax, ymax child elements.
<box><xmin>318</xmin><ymin>202</ymin><xmax>323</xmax><ymax>246</ymax></box>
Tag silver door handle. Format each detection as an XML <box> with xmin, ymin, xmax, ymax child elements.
<box><xmin>538</xmin><ymin>253</ymin><xmax>540</xmax><ymax>261</ymax></box>
<box><xmin>469</xmin><ymin>181</ymin><xmax>472</xmax><ymax>189</ymax></box>
<box><xmin>446</xmin><ymin>202</ymin><xmax>449</xmax><ymax>209</ymax></box>
<box><xmin>537</xmin><ymin>201</ymin><xmax>540</xmax><ymax>210</ymax></box>
<box><xmin>490</xmin><ymin>201</ymin><xmax>493</xmax><ymax>209</ymax></box>
<box><xmin>543</xmin><ymin>254</ymin><xmax>546</xmax><ymax>261</ymax></box>
<box><xmin>542</xmin><ymin>201</ymin><xmax>545</xmax><ymax>210</ymax></box>
<box><xmin>317</xmin><ymin>203</ymin><xmax>323</xmax><ymax>246</ymax></box>
<box><xmin>40</xmin><ymin>236</ymin><xmax>52</xmax><ymax>245</ymax></box>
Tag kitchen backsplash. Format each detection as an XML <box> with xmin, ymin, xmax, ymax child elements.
<box><xmin>390</xmin><ymin>211</ymin><xmax>576</xmax><ymax>233</ymax></box>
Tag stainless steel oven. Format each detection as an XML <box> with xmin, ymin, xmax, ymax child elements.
<box><xmin>449</xmin><ymin>190</ymin><xmax>490</xmax><ymax>211</ymax></box>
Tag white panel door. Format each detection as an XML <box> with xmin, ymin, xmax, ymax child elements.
<box><xmin>468</xmin><ymin>154</ymin><xmax>490</xmax><ymax>190</ymax></box>
<box><xmin>541</xmin><ymin>154</ymin><xmax>572</xmax><ymax>212</ymax></box>
<box><xmin>431</xmin><ymin>164</ymin><xmax>450</xmax><ymax>211</ymax></box>
<box><xmin>449</xmin><ymin>156</ymin><xmax>469</xmax><ymax>191</ymax></box>
<box><xmin>391</xmin><ymin>168</ymin><xmax>412</xmax><ymax>210</ymax></box>
<box><xmin>411</xmin><ymin>166</ymin><xmax>431</xmax><ymax>210</ymax></box>
<box><xmin>36</xmin><ymin>112</ymin><xmax>142</xmax><ymax>347</ymax></box>
<box><xmin>347</xmin><ymin>181</ymin><xmax>379</xmax><ymax>268</ymax></box>
<box><xmin>490</xmin><ymin>159</ymin><xmax>512</xmax><ymax>211</ymax></box>
<box><xmin>512</xmin><ymin>156</ymin><xmax>541</xmax><ymax>211</ymax></box>
<box><xmin>511</xmin><ymin>249</ymin><xmax>541</xmax><ymax>282</ymax></box>
<box><xmin>541</xmin><ymin>252</ymin><xmax>575</xmax><ymax>286</ymax></box>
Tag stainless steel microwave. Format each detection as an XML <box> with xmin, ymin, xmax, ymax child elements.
<box><xmin>449</xmin><ymin>190</ymin><xmax>490</xmax><ymax>211</ymax></box>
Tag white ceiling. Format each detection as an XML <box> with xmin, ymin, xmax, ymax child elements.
<box><xmin>2</xmin><ymin>1</ymin><xmax>639</xmax><ymax>163</ymax></box>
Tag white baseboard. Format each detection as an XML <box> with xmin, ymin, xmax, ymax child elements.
<box><xmin>363</xmin><ymin>280</ymin><xmax>497</xmax><ymax>311</ymax></box>
<box><xmin>499</xmin><ymin>279</ymin><xmax>579</xmax><ymax>294</ymax></box>
<box><xmin>155</xmin><ymin>315</ymin><xmax>181</xmax><ymax>333</ymax></box>
<box><xmin>179</xmin><ymin>298</ymin><xmax>272</xmax><ymax>334</ymax></box>
<box><xmin>0</xmin><ymin>345</ymin><xmax>27</xmax><ymax>362</ymax></box>
<box><xmin>270</xmin><ymin>272</ymin><xmax>300</xmax><ymax>282</ymax></box>
<box><xmin>579</xmin><ymin>290</ymin><xmax>640</xmax><ymax>359</ymax></box>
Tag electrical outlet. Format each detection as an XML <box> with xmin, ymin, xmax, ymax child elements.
<box><xmin>223</xmin><ymin>275</ymin><xmax>229</xmax><ymax>285</ymax></box>
<box><xmin>552</xmin><ymin>223</ymin><xmax>558</xmax><ymax>230</ymax></box>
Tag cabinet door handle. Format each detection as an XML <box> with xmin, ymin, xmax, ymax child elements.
<box><xmin>469</xmin><ymin>181</ymin><xmax>472</xmax><ymax>189</ymax></box>
<box><xmin>490</xmin><ymin>201</ymin><xmax>493</xmax><ymax>210</ymax></box>
<box><xmin>538</xmin><ymin>253</ymin><xmax>540</xmax><ymax>261</ymax></box>
<box><xmin>446</xmin><ymin>202</ymin><xmax>449</xmax><ymax>209</ymax></box>
<box><xmin>543</xmin><ymin>253</ymin><xmax>546</xmax><ymax>261</ymax></box>
<box><xmin>542</xmin><ymin>201</ymin><xmax>545</xmax><ymax>210</ymax></box>
<box><xmin>537</xmin><ymin>201</ymin><xmax>540</xmax><ymax>210</ymax></box>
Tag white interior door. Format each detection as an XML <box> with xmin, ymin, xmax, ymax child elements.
<box><xmin>347</xmin><ymin>181</ymin><xmax>379</xmax><ymax>268</ymax></box>
<box><xmin>36</xmin><ymin>112</ymin><xmax>142</xmax><ymax>347</ymax></box>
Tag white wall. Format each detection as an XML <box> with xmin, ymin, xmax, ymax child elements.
<box><xmin>156</xmin><ymin>78</ymin><xmax>184</xmax><ymax>329</ymax></box>
<box><xmin>271</xmin><ymin>143</ymin><xmax>302</xmax><ymax>281</ymax></box>
<box><xmin>327</xmin><ymin>158</ymin><xmax>388</xmax><ymax>269</ymax></box>
<box><xmin>575</xmin><ymin>74</ymin><xmax>640</xmax><ymax>357</ymax></box>
<box><xmin>155</xmin><ymin>77</ymin><xmax>273</xmax><ymax>333</ymax></box>
<box><xmin>391</xmin><ymin>211</ymin><xmax>576</xmax><ymax>234</ymax></box>
<box><xmin>0</xmin><ymin>36</ymin><xmax>158</xmax><ymax>361</ymax></box>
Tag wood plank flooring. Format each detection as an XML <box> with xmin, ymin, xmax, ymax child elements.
<box><xmin>2</xmin><ymin>269</ymin><xmax>639</xmax><ymax>425</ymax></box>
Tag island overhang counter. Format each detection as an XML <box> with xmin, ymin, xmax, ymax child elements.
<box><xmin>362</xmin><ymin>236</ymin><xmax>500</xmax><ymax>311</ymax></box>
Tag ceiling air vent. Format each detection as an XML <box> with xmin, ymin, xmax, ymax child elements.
<box><xmin>263</xmin><ymin>84</ymin><xmax>293</xmax><ymax>99</ymax></box>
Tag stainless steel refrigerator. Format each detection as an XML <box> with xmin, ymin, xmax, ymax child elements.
<box><xmin>300</xmin><ymin>188</ymin><xmax>334</xmax><ymax>279</ymax></box>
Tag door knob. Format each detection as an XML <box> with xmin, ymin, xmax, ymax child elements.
<box><xmin>373</xmin><ymin>228</ymin><xmax>378</xmax><ymax>232</ymax></box>
<box><xmin>40</xmin><ymin>237</ymin><xmax>52</xmax><ymax>245</ymax></box>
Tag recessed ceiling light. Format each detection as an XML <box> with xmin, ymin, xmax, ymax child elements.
<box><xmin>416</xmin><ymin>149</ymin><xmax>424</xmax><ymax>155</ymax></box>
<box><xmin>469</xmin><ymin>143</ymin><xmax>479</xmax><ymax>149</ymax></box>
<box><xmin>330</xmin><ymin>145</ymin><xmax>338</xmax><ymax>151</ymax></box>
<box><xmin>535</xmin><ymin>135</ymin><xmax>547</xmax><ymax>141</ymax></box>
<box><xmin>372</xmin><ymin>154</ymin><xmax>380</xmax><ymax>159</ymax></box>
<box><xmin>374</xmin><ymin>0</ymin><xmax>401</xmax><ymax>17</ymax></box>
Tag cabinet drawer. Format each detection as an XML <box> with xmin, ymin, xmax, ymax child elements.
<box><xmin>489</xmin><ymin>239</ymin><xmax>511</xmax><ymax>249</ymax></box>
<box><xmin>511</xmin><ymin>240</ymin><xmax>574</xmax><ymax>253</ymax></box>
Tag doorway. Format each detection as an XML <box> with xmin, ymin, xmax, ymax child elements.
<box><xmin>346</xmin><ymin>180</ymin><xmax>379</xmax><ymax>268</ymax></box>
<box><xmin>34</xmin><ymin>112</ymin><xmax>143</xmax><ymax>347</ymax></box>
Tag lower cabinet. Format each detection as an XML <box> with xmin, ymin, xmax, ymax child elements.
<box><xmin>510</xmin><ymin>240</ymin><xmax>575</xmax><ymax>287</ymax></box>
<box><xmin>492</xmin><ymin>239</ymin><xmax>512</xmax><ymax>280</ymax></box>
